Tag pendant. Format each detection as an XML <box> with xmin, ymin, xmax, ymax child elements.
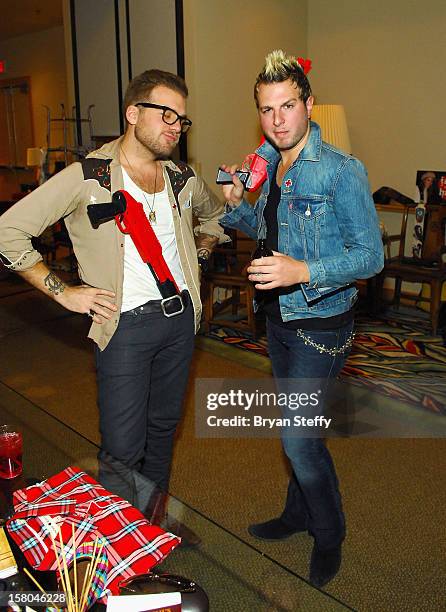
<box><xmin>149</xmin><ymin>211</ymin><xmax>157</xmax><ymax>224</ymax></box>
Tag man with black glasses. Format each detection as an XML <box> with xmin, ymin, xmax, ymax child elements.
<box><xmin>0</xmin><ymin>69</ymin><xmax>226</xmax><ymax>540</ymax></box>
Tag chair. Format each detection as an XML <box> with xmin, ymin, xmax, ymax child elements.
<box><xmin>375</xmin><ymin>202</ymin><xmax>446</xmax><ymax>334</ymax></box>
<box><xmin>202</xmin><ymin>229</ymin><xmax>260</xmax><ymax>337</ymax></box>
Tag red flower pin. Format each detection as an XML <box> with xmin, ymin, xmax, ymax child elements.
<box><xmin>297</xmin><ymin>57</ymin><xmax>312</xmax><ymax>75</ymax></box>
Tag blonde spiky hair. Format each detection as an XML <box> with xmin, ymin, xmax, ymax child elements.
<box><xmin>263</xmin><ymin>49</ymin><xmax>303</xmax><ymax>79</ymax></box>
<box><xmin>254</xmin><ymin>49</ymin><xmax>312</xmax><ymax>106</ymax></box>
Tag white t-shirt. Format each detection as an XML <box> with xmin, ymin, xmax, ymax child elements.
<box><xmin>121</xmin><ymin>168</ymin><xmax>187</xmax><ymax>312</ymax></box>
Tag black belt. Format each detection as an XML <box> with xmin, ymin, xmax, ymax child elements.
<box><xmin>123</xmin><ymin>290</ymin><xmax>190</xmax><ymax>318</ymax></box>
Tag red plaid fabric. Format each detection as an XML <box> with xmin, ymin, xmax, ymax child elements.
<box><xmin>7</xmin><ymin>467</ymin><xmax>180</xmax><ymax>601</ymax></box>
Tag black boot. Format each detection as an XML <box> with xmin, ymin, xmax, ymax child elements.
<box><xmin>309</xmin><ymin>542</ymin><xmax>342</xmax><ymax>588</ymax></box>
<box><xmin>248</xmin><ymin>517</ymin><xmax>306</xmax><ymax>540</ymax></box>
<box><xmin>248</xmin><ymin>475</ymin><xmax>308</xmax><ymax>541</ymax></box>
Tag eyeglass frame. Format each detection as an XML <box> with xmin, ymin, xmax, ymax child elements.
<box><xmin>135</xmin><ymin>102</ymin><xmax>192</xmax><ymax>133</ymax></box>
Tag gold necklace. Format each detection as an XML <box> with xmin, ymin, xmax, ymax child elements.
<box><xmin>121</xmin><ymin>147</ymin><xmax>158</xmax><ymax>224</ymax></box>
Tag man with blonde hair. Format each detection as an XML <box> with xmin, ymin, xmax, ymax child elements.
<box><xmin>220</xmin><ymin>50</ymin><xmax>383</xmax><ymax>586</ymax></box>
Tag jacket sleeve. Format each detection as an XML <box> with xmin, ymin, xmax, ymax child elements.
<box><xmin>0</xmin><ymin>163</ymin><xmax>84</xmax><ymax>271</ymax></box>
<box><xmin>192</xmin><ymin>175</ymin><xmax>230</xmax><ymax>249</ymax></box>
<box><xmin>306</xmin><ymin>157</ymin><xmax>384</xmax><ymax>289</ymax></box>
<box><xmin>218</xmin><ymin>199</ymin><xmax>260</xmax><ymax>241</ymax></box>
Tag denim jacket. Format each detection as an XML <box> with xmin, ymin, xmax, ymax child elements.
<box><xmin>220</xmin><ymin>122</ymin><xmax>384</xmax><ymax>321</ymax></box>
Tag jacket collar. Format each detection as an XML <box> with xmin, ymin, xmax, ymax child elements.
<box><xmin>87</xmin><ymin>135</ymin><xmax>182</xmax><ymax>172</ymax></box>
<box><xmin>255</xmin><ymin>120</ymin><xmax>322</xmax><ymax>165</ymax></box>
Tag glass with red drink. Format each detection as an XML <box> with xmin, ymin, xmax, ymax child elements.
<box><xmin>0</xmin><ymin>425</ymin><xmax>23</xmax><ymax>479</ymax></box>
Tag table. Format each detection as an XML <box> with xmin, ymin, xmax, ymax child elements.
<box><xmin>0</xmin><ymin>383</ymin><xmax>351</xmax><ymax>611</ymax></box>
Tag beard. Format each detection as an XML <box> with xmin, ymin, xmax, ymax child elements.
<box><xmin>265</xmin><ymin>120</ymin><xmax>310</xmax><ymax>152</ymax></box>
<box><xmin>134</xmin><ymin>125</ymin><xmax>178</xmax><ymax>160</ymax></box>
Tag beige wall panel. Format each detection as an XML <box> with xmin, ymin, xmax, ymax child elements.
<box><xmin>183</xmin><ymin>0</ymin><xmax>308</xmax><ymax>191</ymax></box>
<box><xmin>308</xmin><ymin>0</ymin><xmax>446</xmax><ymax>198</ymax></box>
<box><xmin>128</xmin><ymin>0</ymin><xmax>177</xmax><ymax>80</ymax></box>
<box><xmin>74</xmin><ymin>0</ymin><xmax>120</xmax><ymax>138</ymax></box>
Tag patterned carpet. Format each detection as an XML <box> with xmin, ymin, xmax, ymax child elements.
<box><xmin>203</xmin><ymin>306</ymin><xmax>446</xmax><ymax>416</ymax></box>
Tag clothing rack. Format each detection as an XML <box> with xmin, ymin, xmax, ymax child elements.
<box><xmin>43</xmin><ymin>103</ymin><xmax>95</xmax><ymax>170</ymax></box>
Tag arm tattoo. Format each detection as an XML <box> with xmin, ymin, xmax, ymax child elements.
<box><xmin>197</xmin><ymin>248</ymin><xmax>211</xmax><ymax>261</ymax></box>
<box><xmin>44</xmin><ymin>272</ymin><xmax>66</xmax><ymax>295</ymax></box>
<box><xmin>197</xmin><ymin>248</ymin><xmax>211</xmax><ymax>272</ymax></box>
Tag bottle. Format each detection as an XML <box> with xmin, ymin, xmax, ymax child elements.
<box><xmin>251</xmin><ymin>239</ymin><xmax>273</xmax><ymax>284</ymax></box>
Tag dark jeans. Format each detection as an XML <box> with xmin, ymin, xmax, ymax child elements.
<box><xmin>95</xmin><ymin>297</ymin><xmax>195</xmax><ymax>497</ymax></box>
<box><xmin>266</xmin><ymin>317</ymin><xmax>354</xmax><ymax>550</ymax></box>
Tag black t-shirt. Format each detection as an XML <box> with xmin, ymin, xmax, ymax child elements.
<box><xmin>260</xmin><ymin>165</ymin><xmax>353</xmax><ymax>330</ymax></box>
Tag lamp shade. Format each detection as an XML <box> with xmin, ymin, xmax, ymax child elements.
<box><xmin>311</xmin><ymin>105</ymin><xmax>351</xmax><ymax>154</ymax></box>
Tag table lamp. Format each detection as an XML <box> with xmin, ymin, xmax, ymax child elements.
<box><xmin>311</xmin><ymin>105</ymin><xmax>351</xmax><ymax>154</ymax></box>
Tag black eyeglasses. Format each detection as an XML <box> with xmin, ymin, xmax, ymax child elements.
<box><xmin>135</xmin><ymin>102</ymin><xmax>192</xmax><ymax>133</ymax></box>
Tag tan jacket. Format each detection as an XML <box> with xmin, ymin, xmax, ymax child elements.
<box><xmin>0</xmin><ymin>137</ymin><xmax>227</xmax><ymax>349</ymax></box>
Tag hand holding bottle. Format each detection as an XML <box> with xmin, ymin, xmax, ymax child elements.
<box><xmin>250</xmin><ymin>240</ymin><xmax>273</xmax><ymax>285</ymax></box>
<box><xmin>248</xmin><ymin>249</ymin><xmax>310</xmax><ymax>289</ymax></box>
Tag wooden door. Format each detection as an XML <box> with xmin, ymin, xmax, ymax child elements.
<box><xmin>0</xmin><ymin>77</ymin><xmax>34</xmax><ymax>167</ymax></box>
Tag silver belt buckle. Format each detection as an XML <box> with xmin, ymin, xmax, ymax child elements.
<box><xmin>161</xmin><ymin>294</ymin><xmax>185</xmax><ymax>317</ymax></box>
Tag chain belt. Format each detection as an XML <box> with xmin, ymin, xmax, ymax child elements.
<box><xmin>295</xmin><ymin>329</ymin><xmax>355</xmax><ymax>356</ymax></box>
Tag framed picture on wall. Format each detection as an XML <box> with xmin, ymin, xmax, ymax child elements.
<box><xmin>416</xmin><ymin>170</ymin><xmax>446</xmax><ymax>204</ymax></box>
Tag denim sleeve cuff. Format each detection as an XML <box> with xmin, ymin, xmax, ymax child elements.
<box><xmin>219</xmin><ymin>200</ymin><xmax>258</xmax><ymax>241</ymax></box>
<box><xmin>220</xmin><ymin>199</ymin><xmax>251</xmax><ymax>224</ymax></box>
<box><xmin>308</xmin><ymin>259</ymin><xmax>325</xmax><ymax>287</ymax></box>
<box><xmin>300</xmin><ymin>260</ymin><xmax>326</xmax><ymax>302</ymax></box>
<box><xmin>300</xmin><ymin>284</ymin><xmax>321</xmax><ymax>302</ymax></box>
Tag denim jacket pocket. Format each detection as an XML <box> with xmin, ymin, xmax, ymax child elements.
<box><xmin>288</xmin><ymin>196</ymin><xmax>327</xmax><ymax>260</ymax></box>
